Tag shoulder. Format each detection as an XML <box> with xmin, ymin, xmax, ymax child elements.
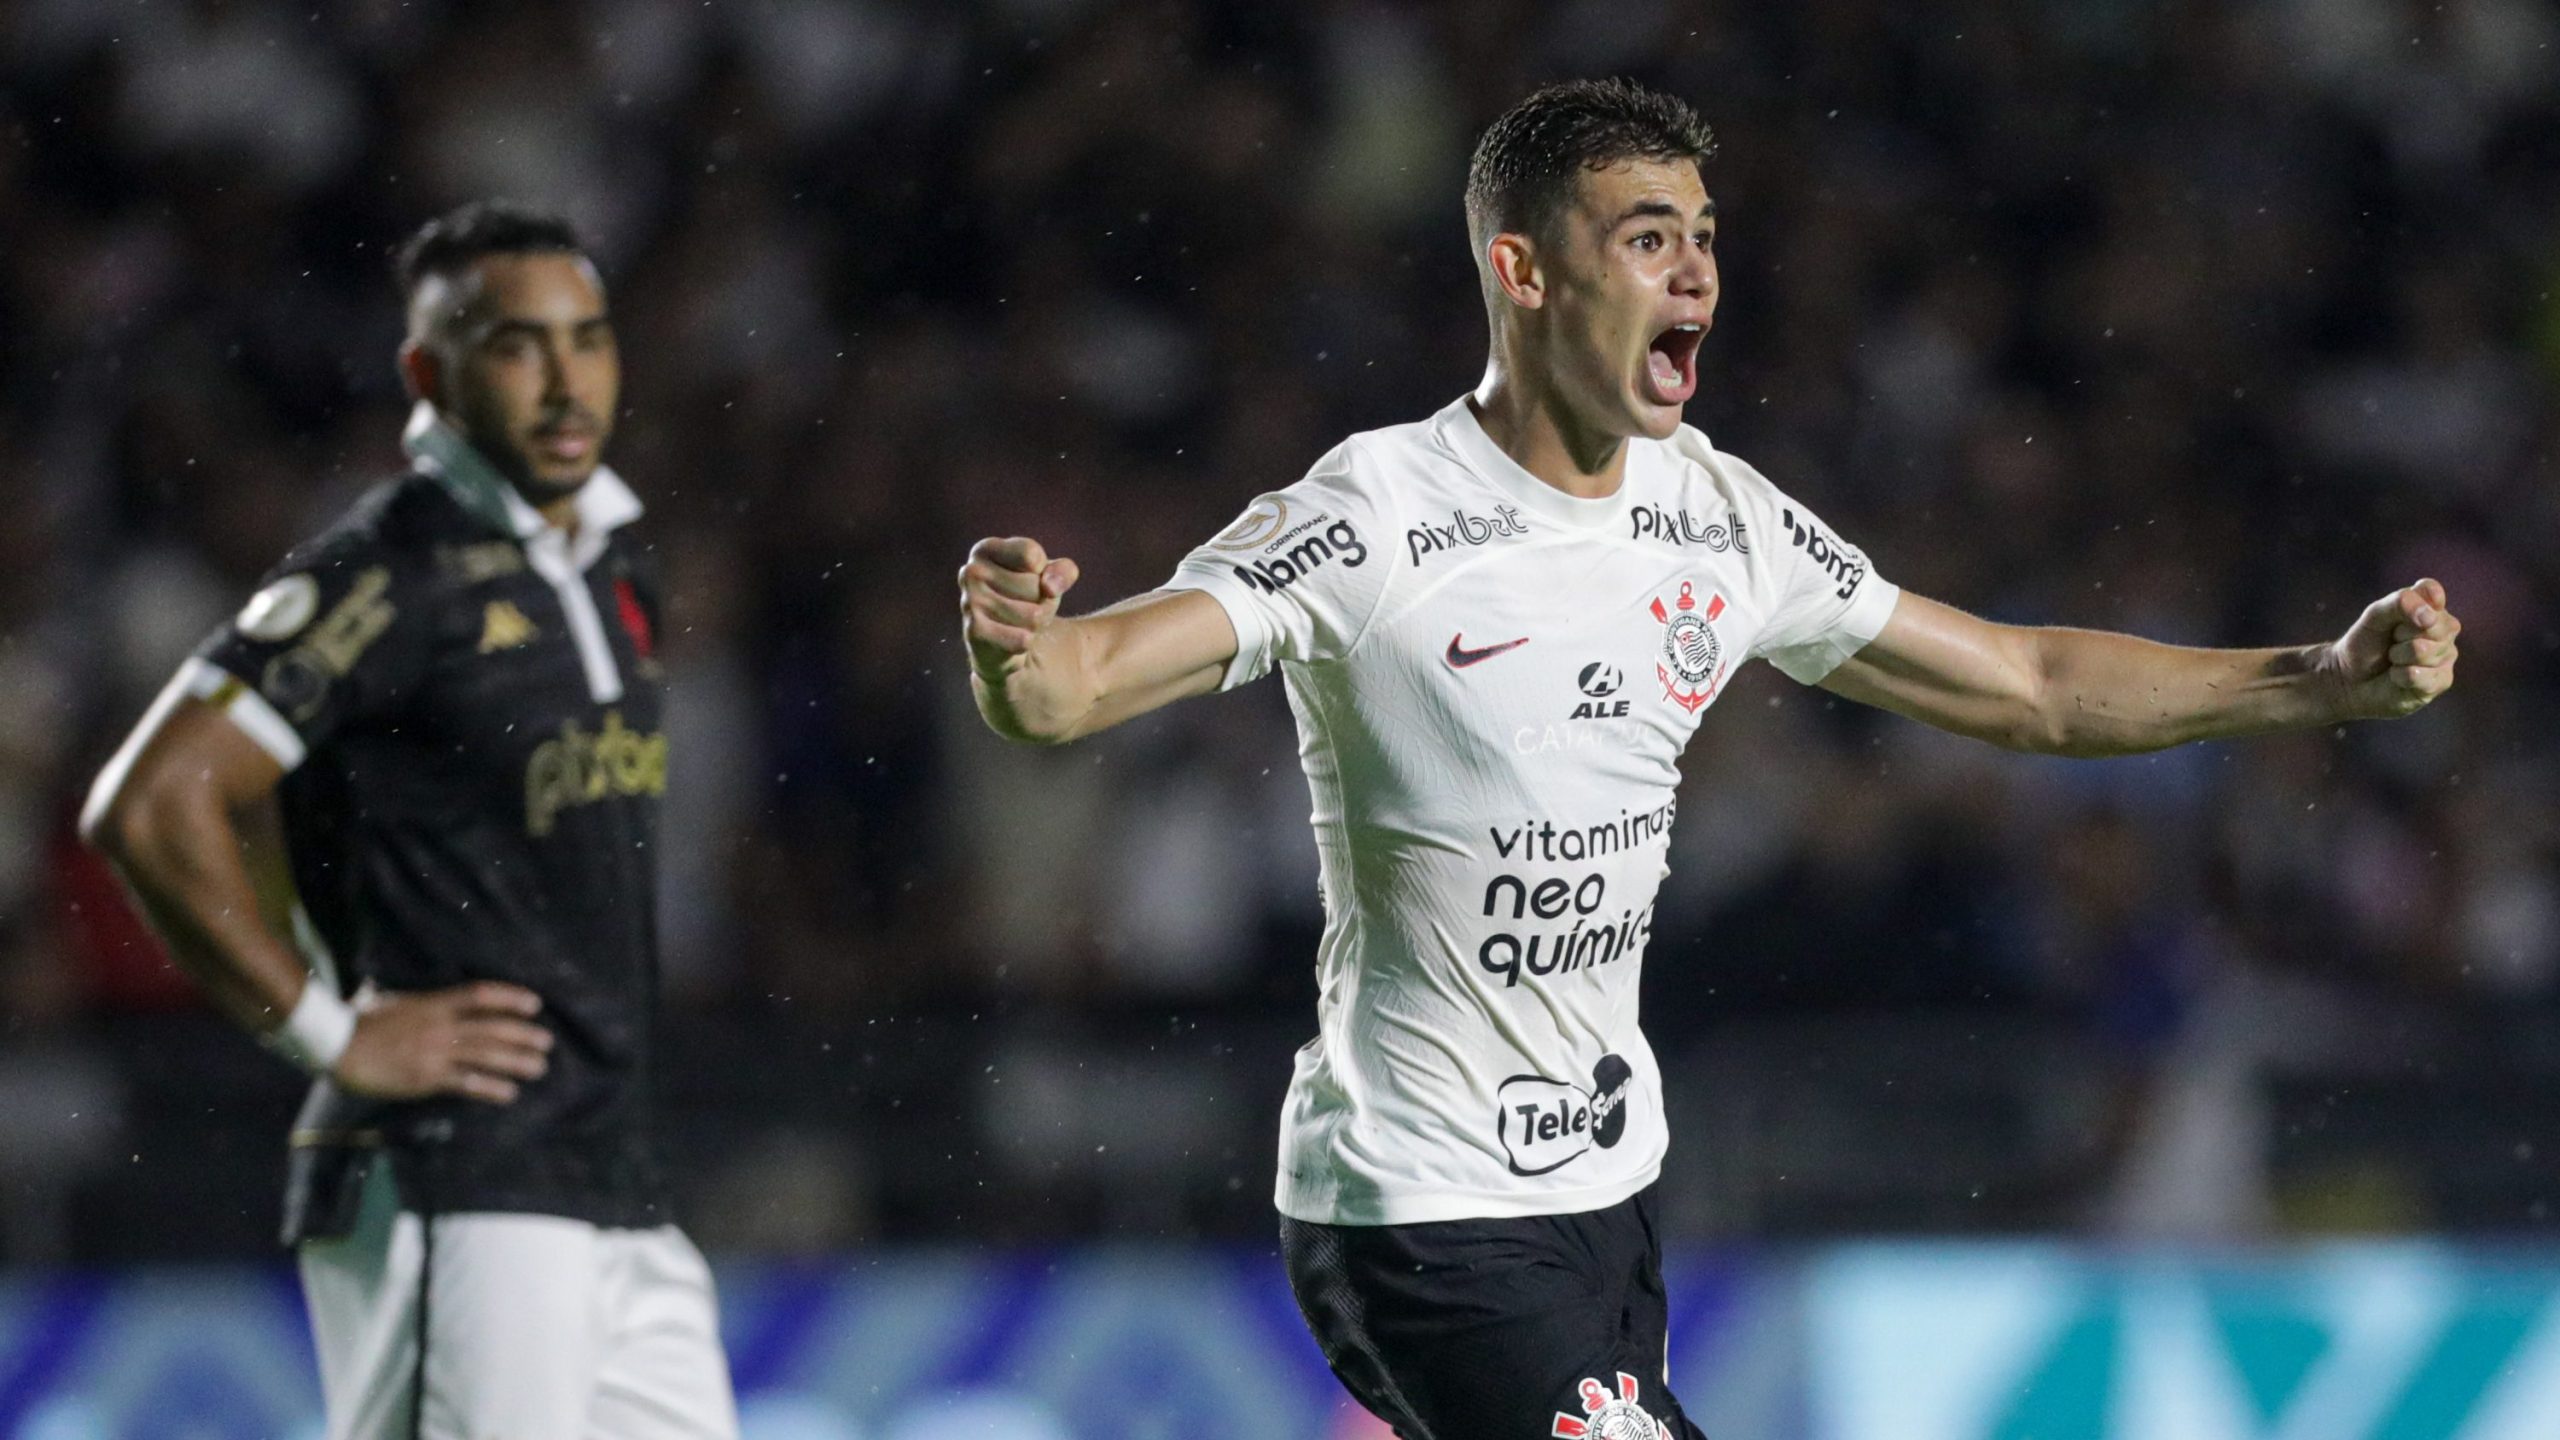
<box><xmin>1643</xmin><ymin>426</ymin><xmax>1771</xmax><ymax>503</ymax></box>
<box><xmin>270</xmin><ymin>472</ymin><xmax>476</xmax><ymax>580</ymax></box>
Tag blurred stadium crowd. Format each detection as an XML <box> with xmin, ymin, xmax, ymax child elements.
<box><xmin>1</xmin><ymin>0</ymin><xmax>2556</xmax><ymax>1263</ymax></box>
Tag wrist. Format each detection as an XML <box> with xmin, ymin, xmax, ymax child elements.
<box><xmin>260</xmin><ymin>977</ymin><xmax>357</xmax><ymax>1075</ymax></box>
<box><xmin>2300</xmin><ymin>639</ymin><xmax>2359</xmax><ymax>722</ymax></box>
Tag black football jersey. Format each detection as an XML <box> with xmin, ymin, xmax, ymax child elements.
<box><xmin>196</xmin><ymin>461</ymin><xmax>674</xmax><ymax>1226</ymax></box>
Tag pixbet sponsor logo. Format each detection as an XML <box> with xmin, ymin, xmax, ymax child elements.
<box><xmin>1572</xmin><ymin>661</ymin><xmax>1629</xmax><ymax>719</ymax></box>
<box><xmin>1405</xmin><ymin>504</ymin><xmax>1526</xmax><ymax>565</ymax></box>
<box><xmin>1552</xmin><ymin>1372</ymin><xmax>1663</xmax><ymax>1440</ymax></box>
<box><xmin>1230</xmin><ymin>519</ymin><xmax>1368</xmax><ymax>595</ymax></box>
<box><xmin>1778</xmin><ymin>506</ymin><xmax>1866</xmax><ymax>599</ymax></box>
<box><xmin>1629</xmin><ymin>504</ymin><xmax>1747</xmax><ymax>553</ymax></box>
<box><xmin>1497</xmin><ymin>1054</ymin><xmax>1635</xmax><ymax>1177</ymax></box>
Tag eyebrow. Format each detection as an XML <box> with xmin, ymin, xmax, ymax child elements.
<box><xmin>475</xmin><ymin>313</ymin><xmax>613</xmax><ymax>341</ymax></box>
<box><xmin>1613</xmin><ymin>198</ymin><xmax>1717</xmax><ymax>228</ymax></box>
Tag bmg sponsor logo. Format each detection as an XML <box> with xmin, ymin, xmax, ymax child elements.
<box><xmin>1230</xmin><ymin>519</ymin><xmax>1368</xmax><ymax>594</ymax></box>
<box><xmin>1629</xmin><ymin>504</ymin><xmax>1747</xmax><ymax>553</ymax></box>
<box><xmin>1497</xmin><ymin>1055</ymin><xmax>1634</xmax><ymax>1177</ymax></box>
<box><xmin>1778</xmin><ymin>507</ymin><xmax>1866</xmax><ymax>599</ymax></box>
<box><xmin>1405</xmin><ymin>504</ymin><xmax>1526</xmax><ymax>565</ymax></box>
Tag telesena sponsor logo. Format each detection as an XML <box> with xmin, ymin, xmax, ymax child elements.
<box><xmin>1778</xmin><ymin>507</ymin><xmax>1867</xmax><ymax>599</ymax></box>
<box><xmin>1629</xmin><ymin>503</ymin><xmax>1747</xmax><ymax>552</ymax></box>
<box><xmin>1405</xmin><ymin>504</ymin><xmax>1527</xmax><ymax>565</ymax></box>
<box><xmin>1498</xmin><ymin>1054</ymin><xmax>1634</xmax><ymax>1176</ymax></box>
<box><xmin>1230</xmin><ymin>519</ymin><xmax>1368</xmax><ymax>594</ymax></box>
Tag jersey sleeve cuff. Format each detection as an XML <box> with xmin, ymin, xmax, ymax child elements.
<box><xmin>1160</xmin><ymin>570</ymin><xmax>1274</xmax><ymax>691</ymax></box>
<box><xmin>1767</xmin><ymin>578</ymin><xmax>1903</xmax><ymax>685</ymax></box>
<box><xmin>179</xmin><ymin>657</ymin><xmax>308</xmax><ymax>772</ymax></box>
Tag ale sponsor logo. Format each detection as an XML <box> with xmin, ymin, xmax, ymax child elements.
<box><xmin>1572</xmin><ymin>661</ymin><xmax>1629</xmax><ymax>719</ymax></box>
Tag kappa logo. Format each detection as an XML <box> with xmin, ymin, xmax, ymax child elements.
<box><xmin>1648</xmin><ymin>582</ymin><xmax>1728</xmax><ymax>714</ymax></box>
<box><xmin>1552</xmin><ymin>1372</ymin><xmax>1662</xmax><ymax>1440</ymax></box>
<box><xmin>479</xmin><ymin>600</ymin><xmax>538</xmax><ymax>653</ymax></box>
<box><xmin>1496</xmin><ymin>1054</ymin><xmax>1634</xmax><ymax>1176</ymax></box>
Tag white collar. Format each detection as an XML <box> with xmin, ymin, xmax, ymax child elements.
<box><xmin>402</xmin><ymin>401</ymin><xmax>643</xmax><ymax>566</ymax></box>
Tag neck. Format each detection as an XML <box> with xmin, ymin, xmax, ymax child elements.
<box><xmin>1468</xmin><ymin>357</ymin><xmax>1629</xmax><ymax>499</ymax></box>
<box><xmin>532</xmin><ymin>489</ymin><xmax>581</xmax><ymax>537</ymax></box>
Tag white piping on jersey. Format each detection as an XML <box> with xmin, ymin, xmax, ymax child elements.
<box><xmin>402</xmin><ymin>402</ymin><xmax>645</xmax><ymax>705</ymax></box>
<box><xmin>177</xmin><ymin>654</ymin><xmax>308</xmax><ymax>772</ymax></box>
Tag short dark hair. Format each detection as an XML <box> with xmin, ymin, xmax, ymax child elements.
<box><xmin>1464</xmin><ymin>78</ymin><xmax>1714</xmax><ymax>247</ymax></box>
<box><xmin>393</xmin><ymin>199</ymin><xmax>589</xmax><ymax>302</ymax></box>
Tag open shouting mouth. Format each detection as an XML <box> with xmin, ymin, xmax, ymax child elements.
<box><xmin>1642</xmin><ymin>321</ymin><xmax>1705</xmax><ymax>405</ymax></box>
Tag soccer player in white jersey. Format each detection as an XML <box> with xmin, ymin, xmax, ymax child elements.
<box><xmin>958</xmin><ymin>79</ymin><xmax>2462</xmax><ymax>1439</ymax></box>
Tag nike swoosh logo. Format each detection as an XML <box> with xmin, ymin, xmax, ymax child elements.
<box><xmin>1446</xmin><ymin>633</ymin><xmax>1531</xmax><ymax>668</ymax></box>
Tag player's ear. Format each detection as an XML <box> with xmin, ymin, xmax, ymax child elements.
<box><xmin>397</xmin><ymin>339</ymin><xmax>441</xmax><ymax>406</ymax></box>
<box><xmin>1487</xmin><ymin>231</ymin><xmax>1545</xmax><ymax>311</ymax></box>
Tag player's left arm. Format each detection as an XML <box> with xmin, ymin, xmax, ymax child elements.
<box><xmin>1817</xmin><ymin>579</ymin><xmax>2461</xmax><ymax>756</ymax></box>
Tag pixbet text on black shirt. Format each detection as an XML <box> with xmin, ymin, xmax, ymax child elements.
<box><xmin>198</xmin><ymin>469</ymin><xmax>673</xmax><ymax>1227</ymax></box>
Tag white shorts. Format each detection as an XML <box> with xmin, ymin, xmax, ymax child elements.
<box><xmin>297</xmin><ymin>1162</ymin><xmax>740</xmax><ymax>1440</ymax></box>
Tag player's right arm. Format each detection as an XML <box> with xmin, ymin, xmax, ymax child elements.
<box><xmin>82</xmin><ymin>695</ymin><xmax>553</xmax><ymax>1103</ymax></box>
<box><xmin>83</xmin><ymin>535</ymin><xmax>557</xmax><ymax>1103</ymax></box>
<box><xmin>960</xmin><ymin>537</ymin><xmax>1239</xmax><ymax>744</ymax></box>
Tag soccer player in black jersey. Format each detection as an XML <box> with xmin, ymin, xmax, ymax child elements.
<box><xmin>84</xmin><ymin>202</ymin><xmax>737</xmax><ymax>1439</ymax></box>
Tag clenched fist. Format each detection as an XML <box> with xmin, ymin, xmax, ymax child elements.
<box><xmin>2325</xmin><ymin>578</ymin><xmax>2461</xmax><ymax>719</ymax></box>
<box><xmin>959</xmin><ymin>536</ymin><xmax>1081</xmax><ymax>679</ymax></box>
<box><xmin>331</xmin><ymin>981</ymin><xmax>554</xmax><ymax>1105</ymax></box>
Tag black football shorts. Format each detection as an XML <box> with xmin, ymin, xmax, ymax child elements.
<box><xmin>1281</xmin><ymin>1185</ymin><xmax>1711</xmax><ymax>1440</ymax></box>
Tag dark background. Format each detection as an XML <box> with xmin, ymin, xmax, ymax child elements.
<box><xmin>2</xmin><ymin>0</ymin><xmax>2555</xmax><ymax>1264</ymax></box>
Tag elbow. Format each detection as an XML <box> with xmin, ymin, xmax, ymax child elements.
<box><xmin>81</xmin><ymin>767</ymin><xmax>191</xmax><ymax>864</ymax></box>
<box><xmin>971</xmin><ymin>694</ymin><xmax>1081</xmax><ymax>748</ymax></box>
<box><xmin>1999</xmin><ymin>706</ymin><xmax>2075</xmax><ymax>757</ymax></box>
<box><xmin>80</xmin><ymin>779</ymin><xmax>153</xmax><ymax>861</ymax></box>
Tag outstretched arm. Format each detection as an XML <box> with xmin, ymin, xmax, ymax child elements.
<box><xmin>959</xmin><ymin>536</ymin><xmax>1242</xmax><ymax>744</ymax></box>
<box><xmin>1819</xmin><ymin>579</ymin><xmax>2461</xmax><ymax>756</ymax></box>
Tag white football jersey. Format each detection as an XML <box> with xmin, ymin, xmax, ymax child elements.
<box><xmin>1165</xmin><ymin>396</ymin><xmax>1899</xmax><ymax>1225</ymax></box>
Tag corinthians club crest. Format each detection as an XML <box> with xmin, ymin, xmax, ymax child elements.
<box><xmin>1648</xmin><ymin>581</ymin><xmax>1728</xmax><ymax>714</ymax></box>
<box><xmin>1552</xmin><ymin>1371</ymin><xmax>1663</xmax><ymax>1439</ymax></box>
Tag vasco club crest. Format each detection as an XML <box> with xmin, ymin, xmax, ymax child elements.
<box><xmin>1648</xmin><ymin>581</ymin><xmax>1728</xmax><ymax>713</ymax></box>
<box><xmin>1552</xmin><ymin>1371</ymin><xmax>1663</xmax><ymax>1439</ymax></box>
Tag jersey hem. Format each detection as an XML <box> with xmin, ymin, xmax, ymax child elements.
<box><xmin>1275</xmin><ymin>1164</ymin><xmax>1660</xmax><ymax>1227</ymax></box>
